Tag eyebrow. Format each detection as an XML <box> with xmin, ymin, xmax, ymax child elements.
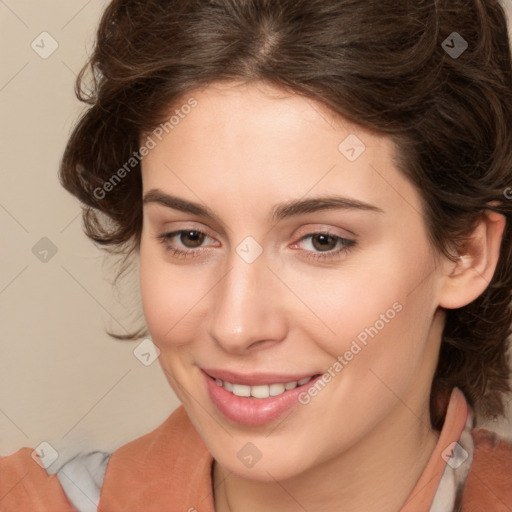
<box><xmin>142</xmin><ymin>189</ymin><xmax>384</xmax><ymax>222</ymax></box>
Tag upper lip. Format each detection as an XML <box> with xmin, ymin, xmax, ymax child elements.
<box><xmin>202</xmin><ymin>368</ymin><xmax>320</xmax><ymax>386</ymax></box>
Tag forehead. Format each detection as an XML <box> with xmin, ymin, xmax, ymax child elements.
<box><xmin>140</xmin><ymin>81</ymin><xmax>423</xmax><ymax>225</ymax></box>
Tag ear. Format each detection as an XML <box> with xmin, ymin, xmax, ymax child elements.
<box><xmin>438</xmin><ymin>209</ymin><xmax>506</xmax><ymax>309</ymax></box>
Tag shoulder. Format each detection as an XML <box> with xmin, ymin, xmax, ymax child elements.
<box><xmin>0</xmin><ymin>438</ymin><xmax>110</xmax><ymax>512</ymax></box>
<box><xmin>103</xmin><ymin>404</ymin><xmax>207</xmax><ymax>476</ymax></box>
<box><xmin>98</xmin><ymin>405</ymin><xmax>214</xmax><ymax>511</ymax></box>
<box><xmin>0</xmin><ymin>408</ymin><xmax>200</xmax><ymax>512</ymax></box>
<box><xmin>462</xmin><ymin>428</ymin><xmax>512</xmax><ymax>511</ymax></box>
<box><xmin>0</xmin><ymin>447</ymin><xmax>75</xmax><ymax>511</ymax></box>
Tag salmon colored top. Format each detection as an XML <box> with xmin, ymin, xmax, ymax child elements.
<box><xmin>1</xmin><ymin>387</ymin><xmax>512</xmax><ymax>511</ymax></box>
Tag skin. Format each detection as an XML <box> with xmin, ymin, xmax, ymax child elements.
<box><xmin>138</xmin><ymin>80</ymin><xmax>505</xmax><ymax>512</ymax></box>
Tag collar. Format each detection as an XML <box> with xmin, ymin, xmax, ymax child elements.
<box><xmin>400</xmin><ymin>387</ymin><xmax>473</xmax><ymax>512</ymax></box>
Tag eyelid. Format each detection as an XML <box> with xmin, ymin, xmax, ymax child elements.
<box><xmin>157</xmin><ymin>221</ymin><xmax>219</xmax><ymax>240</ymax></box>
<box><xmin>146</xmin><ymin>207</ymin><xmax>230</xmax><ymax>239</ymax></box>
<box><xmin>162</xmin><ymin>229</ymin><xmax>220</xmax><ymax>250</ymax></box>
<box><xmin>289</xmin><ymin>232</ymin><xmax>354</xmax><ymax>251</ymax></box>
<box><xmin>291</xmin><ymin>224</ymin><xmax>356</xmax><ymax>241</ymax></box>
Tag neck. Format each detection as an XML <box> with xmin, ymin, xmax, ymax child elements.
<box><xmin>214</xmin><ymin>395</ymin><xmax>438</xmax><ymax>512</ymax></box>
<box><xmin>213</xmin><ymin>312</ymin><xmax>446</xmax><ymax>512</ymax></box>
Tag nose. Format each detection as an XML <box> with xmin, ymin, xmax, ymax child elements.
<box><xmin>207</xmin><ymin>251</ymin><xmax>289</xmax><ymax>353</ymax></box>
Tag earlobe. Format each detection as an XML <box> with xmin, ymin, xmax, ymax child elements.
<box><xmin>438</xmin><ymin>209</ymin><xmax>506</xmax><ymax>309</ymax></box>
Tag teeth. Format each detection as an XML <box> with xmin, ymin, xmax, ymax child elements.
<box><xmin>251</xmin><ymin>385</ymin><xmax>270</xmax><ymax>398</ymax></box>
<box><xmin>269</xmin><ymin>383</ymin><xmax>285</xmax><ymax>396</ymax></box>
<box><xmin>232</xmin><ymin>384</ymin><xmax>251</xmax><ymax>397</ymax></box>
<box><xmin>215</xmin><ymin>376</ymin><xmax>314</xmax><ymax>399</ymax></box>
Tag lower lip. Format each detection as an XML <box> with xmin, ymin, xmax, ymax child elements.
<box><xmin>203</xmin><ymin>371</ymin><xmax>322</xmax><ymax>426</ymax></box>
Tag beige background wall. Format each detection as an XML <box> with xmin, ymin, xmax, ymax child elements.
<box><xmin>1</xmin><ymin>0</ymin><xmax>511</xmax><ymax>456</ymax></box>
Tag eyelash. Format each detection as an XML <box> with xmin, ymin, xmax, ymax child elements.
<box><xmin>156</xmin><ymin>229</ymin><xmax>356</xmax><ymax>262</ymax></box>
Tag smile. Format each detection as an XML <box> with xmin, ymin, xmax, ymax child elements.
<box><xmin>202</xmin><ymin>369</ymin><xmax>323</xmax><ymax>426</ymax></box>
<box><xmin>214</xmin><ymin>376</ymin><xmax>315</xmax><ymax>398</ymax></box>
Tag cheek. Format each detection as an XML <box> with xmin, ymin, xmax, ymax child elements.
<box><xmin>297</xmin><ymin>244</ymin><xmax>434</xmax><ymax>359</ymax></box>
<box><xmin>346</xmin><ymin>261</ymin><xmax>437</xmax><ymax>387</ymax></box>
<box><xmin>138</xmin><ymin>243</ymin><xmax>206</xmax><ymax>346</ymax></box>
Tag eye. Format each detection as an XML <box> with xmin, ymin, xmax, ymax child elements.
<box><xmin>156</xmin><ymin>229</ymin><xmax>217</xmax><ymax>258</ymax></box>
<box><xmin>155</xmin><ymin>228</ymin><xmax>356</xmax><ymax>262</ymax></box>
<box><xmin>292</xmin><ymin>232</ymin><xmax>356</xmax><ymax>261</ymax></box>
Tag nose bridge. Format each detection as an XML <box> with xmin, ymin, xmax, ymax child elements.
<box><xmin>207</xmin><ymin>249</ymin><xmax>287</xmax><ymax>351</ymax></box>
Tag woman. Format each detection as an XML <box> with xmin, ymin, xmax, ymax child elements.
<box><xmin>1</xmin><ymin>0</ymin><xmax>512</xmax><ymax>510</ymax></box>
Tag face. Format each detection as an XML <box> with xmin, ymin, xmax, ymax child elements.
<box><xmin>138</xmin><ymin>80</ymin><xmax>447</xmax><ymax>481</ymax></box>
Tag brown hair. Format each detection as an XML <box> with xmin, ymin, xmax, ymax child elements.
<box><xmin>59</xmin><ymin>0</ymin><xmax>512</xmax><ymax>425</ymax></box>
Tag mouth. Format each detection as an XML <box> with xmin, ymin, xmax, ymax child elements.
<box><xmin>201</xmin><ymin>369</ymin><xmax>323</xmax><ymax>426</ymax></box>
<box><xmin>208</xmin><ymin>374</ymin><xmax>320</xmax><ymax>399</ymax></box>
